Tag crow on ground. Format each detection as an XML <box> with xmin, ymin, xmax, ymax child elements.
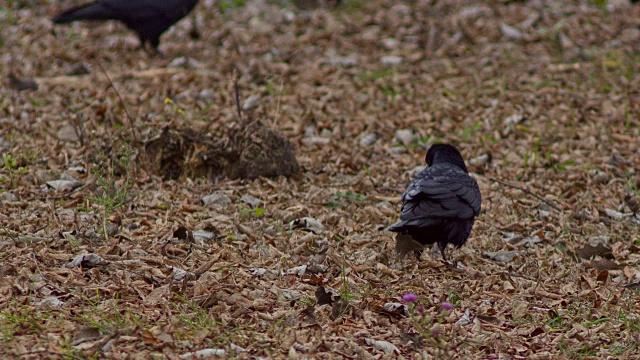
<box><xmin>51</xmin><ymin>0</ymin><xmax>199</xmax><ymax>55</ymax></box>
<box><xmin>388</xmin><ymin>144</ymin><xmax>481</xmax><ymax>261</ymax></box>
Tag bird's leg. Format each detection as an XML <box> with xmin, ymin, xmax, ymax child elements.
<box><xmin>437</xmin><ymin>243</ymin><xmax>461</xmax><ymax>269</ymax></box>
<box><xmin>142</xmin><ymin>44</ymin><xmax>164</xmax><ymax>58</ymax></box>
<box><xmin>189</xmin><ymin>13</ymin><xmax>200</xmax><ymax>40</ymax></box>
<box><xmin>152</xmin><ymin>47</ymin><xmax>166</xmax><ymax>58</ymax></box>
<box><xmin>437</xmin><ymin>242</ymin><xmax>448</xmax><ymax>263</ymax></box>
<box><xmin>138</xmin><ymin>37</ymin><xmax>153</xmax><ymax>56</ymax></box>
<box><xmin>149</xmin><ymin>38</ymin><xmax>165</xmax><ymax>58</ymax></box>
<box><xmin>138</xmin><ymin>37</ymin><xmax>165</xmax><ymax>58</ymax></box>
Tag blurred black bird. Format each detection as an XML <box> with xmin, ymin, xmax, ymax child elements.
<box><xmin>388</xmin><ymin>144</ymin><xmax>481</xmax><ymax>261</ymax></box>
<box><xmin>51</xmin><ymin>0</ymin><xmax>199</xmax><ymax>55</ymax></box>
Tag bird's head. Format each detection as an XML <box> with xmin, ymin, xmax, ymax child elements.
<box><xmin>425</xmin><ymin>143</ymin><xmax>468</xmax><ymax>172</ymax></box>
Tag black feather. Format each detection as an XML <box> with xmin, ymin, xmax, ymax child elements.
<box><xmin>388</xmin><ymin>143</ymin><xmax>481</xmax><ymax>261</ymax></box>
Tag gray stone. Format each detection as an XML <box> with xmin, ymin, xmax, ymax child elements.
<box><xmin>2</xmin><ymin>192</ymin><xmax>18</xmax><ymax>202</ymax></box>
<box><xmin>359</xmin><ymin>133</ymin><xmax>377</xmax><ymax>146</ymax></box>
<box><xmin>202</xmin><ymin>192</ymin><xmax>232</xmax><ymax>207</ymax></box>
<box><xmin>240</xmin><ymin>195</ymin><xmax>263</xmax><ymax>208</ymax></box>
<box><xmin>46</xmin><ymin>179</ymin><xmax>84</xmax><ymax>191</ymax></box>
<box><xmin>193</xmin><ymin>229</ymin><xmax>216</xmax><ymax>243</ymax></box>
<box><xmin>325</xmin><ymin>54</ymin><xmax>358</xmax><ymax>67</ymax></box>
<box><xmin>395</xmin><ymin>129</ymin><xmax>414</xmax><ymax>146</ymax></box>
<box><xmin>380</xmin><ymin>56</ymin><xmax>403</xmax><ymax>66</ymax></box>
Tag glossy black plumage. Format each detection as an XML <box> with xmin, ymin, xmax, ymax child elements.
<box><xmin>388</xmin><ymin>144</ymin><xmax>481</xmax><ymax>261</ymax></box>
<box><xmin>52</xmin><ymin>0</ymin><xmax>199</xmax><ymax>54</ymax></box>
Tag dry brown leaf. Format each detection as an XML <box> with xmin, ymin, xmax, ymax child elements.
<box><xmin>569</xmin><ymin>243</ymin><xmax>614</xmax><ymax>260</ymax></box>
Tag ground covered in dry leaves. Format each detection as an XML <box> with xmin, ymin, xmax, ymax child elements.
<box><xmin>2</xmin><ymin>0</ymin><xmax>640</xmax><ymax>358</ymax></box>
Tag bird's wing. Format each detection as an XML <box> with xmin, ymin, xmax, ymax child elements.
<box><xmin>99</xmin><ymin>0</ymin><xmax>198</xmax><ymax>40</ymax></box>
<box><xmin>96</xmin><ymin>0</ymin><xmax>151</xmax><ymax>14</ymax></box>
<box><xmin>101</xmin><ymin>0</ymin><xmax>197</xmax><ymax>21</ymax></box>
<box><xmin>399</xmin><ymin>165</ymin><xmax>481</xmax><ymax>224</ymax></box>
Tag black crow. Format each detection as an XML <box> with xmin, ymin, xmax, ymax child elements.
<box><xmin>51</xmin><ymin>0</ymin><xmax>199</xmax><ymax>55</ymax></box>
<box><xmin>388</xmin><ymin>144</ymin><xmax>481</xmax><ymax>261</ymax></box>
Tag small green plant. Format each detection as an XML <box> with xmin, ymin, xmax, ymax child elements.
<box><xmin>326</xmin><ymin>191</ymin><xmax>368</xmax><ymax>208</ymax></box>
<box><xmin>417</xmin><ymin>134</ymin><xmax>445</xmax><ymax>148</ymax></box>
<box><xmin>2</xmin><ymin>154</ymin><xmax>17</xmax><ymax>169</ymax></box>
<box><xmin>558</xmin><ymin>339</ymin><xmax>597</xmax><ymax>359</ymax></box>
<box><xmin>88</xmin><ymin>147</ymin><xmax>135</xmax><ymax>240</ymax></box>
<box><xmin>523</xmin><ymin>149</ymin><xmax>539</xmax><ymax>169</ymax></box>
<box><xmin>362</xmin><ymin>163</ymin><xmax>371</xmax><ymax>176</ymax></box>
<box><xmin>171</xmin><ymin>293</ymin><xmax>256</xmax><ymax>350</ymax></box>
<box><xmin>617</xmin><ymin>309</ymin><xmax>640</xmax><ymax>333</ymax></box>
<box><xmin>163</xmin><ymin>97</ymin><xmax>186</xmax><ymax>118</ymax></box>
<box><xmin>446</xmin><ymin>291</ymin><xmax>463</xmax><ymax>306</ymax></box>
<box><xmin>173</xmin><ymin>295</ymin><xmax>220</xmax><ymax>330</ymax></box>
<box><xmin>62</xmin><ymin>231</ymin><xmax>82</xmax><ymax>248</ymax></box>
<box><xmin>1</xmin><ymin>153</ymin><xmax>29</xmax><ymax>189</ymax></box>
<box><xmin>218</xmin><ymin>0</ymin><xmax>245</xmax><ymax>14</ymax></box>
<box><xmin>589</xmin><ymin>0</ymin><xmax>607</xmax><ymax>8</ymax></box>
<box><xmin>584</xmin><ymin>317</ymin><xmax>609</xmax><ymax>328</ymax></box>
<box><xmin>0</xmin><ymin>6</ymin><xmax>16</xmax><ymax>27</ymax></box>
<box><xmin>380</xmin><ymin>84</ymin><xmax>408</xmax><ymax>101</ymax></box>
<box><xmin>298</xmin><ymin>296</ymin><xmax>315</xmax><ymax>307</ymax></box>
<box><xmin>0</xmin><ymin>303</ymin><xmax>63</xmax><ymax>341</ymax></box>
<box><xmin>342</xmin><ymin>0</ymin><xmax>365</xmax><ymax>11</ymax></box>
<box><xmin>460</xmin><ymin>120</ymin><xmax>483</xmax><ymax>140</ymax></box>
<box><xmin>555</xmin><ymin>159</ymin><xmax>576</xmax><ymax>171</ymax></box>
<box><xmin>265</xmin><ymin>76</ymin><xmax>284</xmax><ymax>96</ymax></box>
<box><xmin>339</xmin><ymin>262</ymin><xmax>356</xmax><ymax>301</ymax></box>
<box><xmin>239</xmin><ymin>205</ymin><xmax>266</xmax><ymax>219</ymax></box>
<box><xmin>610</xmin><ymin>342</ymin><xmax>637</xmax><ymax>356</ymax></box>
<box><xmin>626</xmin><ymin>178</ymin><xmax>640</xmax><ymax>197</ymax></box>
<box><xmin>357</xmin><ymin>68</ymin><xmax>394</xmax><ymax>82</ymax></box>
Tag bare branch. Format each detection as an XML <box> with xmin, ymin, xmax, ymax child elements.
<box><xmin>96</xmin><ymin>61</ymin><xmax>138</xmax><ymax>143</ymax></box>
<box><xmin>487</xmin><ymin>177</ymin><xmax>562</xmax><ymax>211</ymax></box>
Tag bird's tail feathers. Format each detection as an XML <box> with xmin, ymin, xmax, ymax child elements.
<box><xmin>387</xmin><ymin>220</ymin><xmax>407</xmax><ymax>232</ymax></box>
<box><xmin>388</xmin><ymin>218</ymin><xmax>441</xmax><ymax>232</ymax></box>
<box><xmin>387</xmin><ymin>221</ymin><xmax>405</xmax><ymax>232</ymax></box>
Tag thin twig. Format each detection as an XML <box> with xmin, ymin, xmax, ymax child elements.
<box><xmin>272</xmin><ymin>74</ymin><xmax>284</xmax><ymax>127</ymax></box>
<box><xmin>31</xmin><ymin>251</ymin><xmax>53</xmax><ymax>287</ymax></box>
<box><xmin>96</xmin><ymin>61</ymin><xmax>138</xmax><ymax>143</ymax></box>
<box><xmin>70</xmin><ymin>112</ymin><xmax>86</xmax><ymax>146</ymax></box>
<box><xmin>14</xmin><ymin>236</ymin><xmax>49</xmax><ymax>243</ymax></box>
<box><xmin>487</xmin><ymin>177</ymin><xmax>561</xmax><ymax>211</ymax></box>
<box><xmin>16</xmin><ymin>350</ymin><xmax>84</xmax><ymax>360</ymax></box>
<box><xmin>233</xmin><ymin>69</ymin><xmax>242</xmax><ymax>121</ymax></box>
<box><xmin>375</xmin><ymin>186</ymin><xmax>404</xmax><ymax>194</ymax></box>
